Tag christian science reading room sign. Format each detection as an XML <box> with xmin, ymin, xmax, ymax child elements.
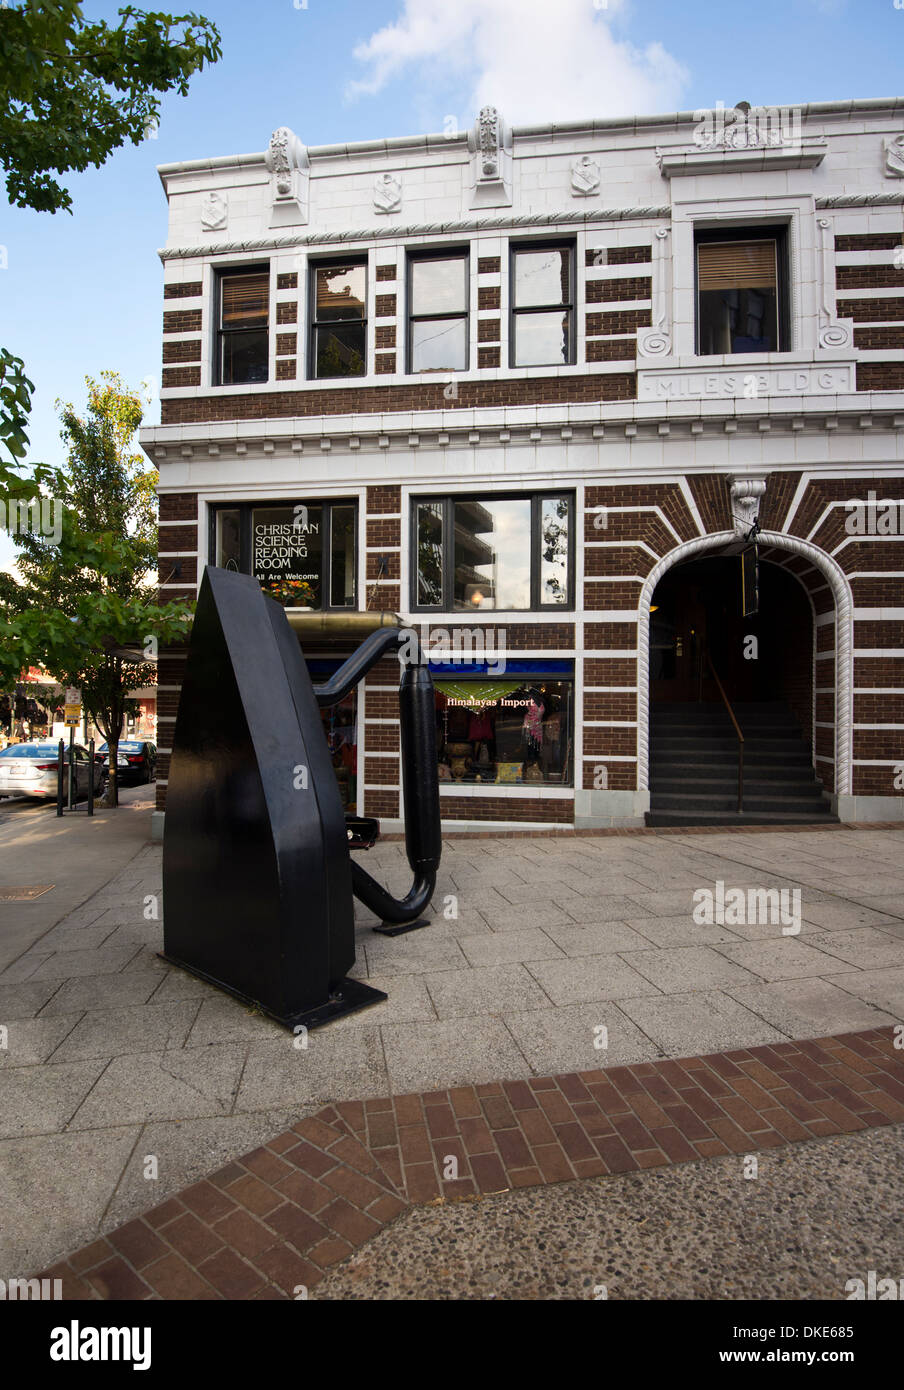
<box><xmin>252</xmin><ymin>507</ymin><xmax>322</xmax><ymax>607</ymax></box>
<box><xmin>638</xmin><ymin>363</ymin><xmax>854</xmax><ymax>402</ymax></box>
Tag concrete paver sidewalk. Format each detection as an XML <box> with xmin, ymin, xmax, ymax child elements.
<box><xmin>2</xmin><ymin>822</ymin><xmax>903</xmax><ymax>1277</ymax></box>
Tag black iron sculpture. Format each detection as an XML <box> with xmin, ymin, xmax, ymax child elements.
<box><xmin>161</xmin><ymin>566</ymin><xmax>441</xmax><ymax>1030</ymax></box>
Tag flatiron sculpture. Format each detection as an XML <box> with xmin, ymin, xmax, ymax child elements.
<box><xmin>161</xmin><ymin>566</ymin><xmax>441</xmax><ymax>1029</ymax></box>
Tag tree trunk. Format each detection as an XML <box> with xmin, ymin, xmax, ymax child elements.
<box><xmin>104</xmin><ymin>737</ymin><xmax>119</xmax><ymax>808</ymax></box>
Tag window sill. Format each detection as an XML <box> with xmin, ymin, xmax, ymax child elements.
<box><xmin>439</xmin><ymin>783</ymin><xmax>574</xmax><ymax>798</ymax></box>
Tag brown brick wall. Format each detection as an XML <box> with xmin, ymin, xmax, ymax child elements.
<box><xmin>276</xmin><ymin>272</ymin><xmax>298</xmax><ymax>290</ymax></box>
<box><xmin>163</xmin><ymin>309</ymin><xmax>202</xmax><ymax>334</ymax></box>
<box><xmin>276</xmin><ymin>333</ymin><xmax>297</xmax><ymax>355</ymax></box>
<box><xmin>159</xmin><ymin>494</ymin><xmax>198</xmax><ymax>522</ymax></box>
<box><xmin>366</xmin><ymin>518</ymin><xmax>402</xmax><ymax>547</ymax></box>
<box><xmin>164</xmin><ymin>282</ymin><xmax>203</xmax><ymax>299</ymax></box>
<box><xmin>478</xmin><ymin>286</ymin><xmax>501</xmax><ymax>310</ymax></box>
<box><xmin>584</xmin><ymin>691</ymin><xmax>637</xmax><ymax>720</ymax></box>
<box><xmin>375</xmin><ymin>294</ymin><xmax>397</xmax><ymax>318</ymax></box>
<box><xmin>586</xmin><ymin>277</ymin><xmax>652</xmax><ymax>303</ymax></box>
<box><xmin>584</xmin><ymin>546</ymin><xmax>655</xmax><ymax>578</ymax></box>
<box><xmin>857</xmin><ymin>363</ymin><xmax>904</xmax><ymax>391</ymax></box>
<box><xmin>159</xmin><ymin>525</ymin><xmax>198</xmax><ymax>553</ymax></box>
<box><xmin>162</xmin><ymin>340</ymin><xmax>202</xmax><ymax>364</ymax></box>
<box><xmin>365</xmin><ymin>789</ymin><xmax>399</xmax><ymax>817</ymax></box>
<box><xmin>366</xmin><ymin>552</ymin><xmax>400</xmax><ymax>580</ymax></box>
<box><xmin>161</xmin><ymin>374</ymin><xmax>636</xmax><ymax>423</ymax></box>
<box><xmin>586</xmin><ymin>309</ymin><xmax>652</xmax><ymax>337</ymax></box>
<box><xmin>836</xmin><ymin>297</ymin><xmax>904</xmax><ymax>323</ymax></box>
<box><xmin>375</xmin><ymin>326</ymin><xmax>396</xmax><ymax>349</ymax></box>
<box><xmin>276</xmin><ymin>302</ymin><xmax>297</xmax><ymax>324</ymax></box>
<box><xmin>364</xmin><ymin>725</ymin><xmax>400</xmax><ymax>752</ymax></box>
<box><xmin>585</xmin><ymin>484</ymin><xmax>698</xmax><ymax>544</ymax></box>
<box><xmin>584</xmin><ymin>623</ymin><xmax>636</xmax><ymax>649</ymax></box>
<box><xmin>835</xmin><ymin>234</ymin><xmax>903</xmax><ymax>251</ymax></box>
<box><xmin>478</xmin><ymin>347</ymin><xmax>500</xmax><ymax>368</ymax></box>
<box><xmin>364</xmin><ymin>756</ymin><xmax>399</xmax><ymax>785</ymax></box>
<box><xmin>837</xmin><ymin>265</ymin><xmax>904</xmax><ymax>291</ymax></box>
<box><xmin>477</xmin><ymin>257</ymin><xmax>501</xmax><ymax>274</ymax></box>
<box><xmin>276</xmin><ymin>360</ymin><xmax>296</xmax><ymax>381</ymax></box>
<box><xmin>161</xmin><ymin>366</ymin><xmax>201</xmax><ymax>388</ymax></box>
<box><xmin>587</xmin><ymin>339</ymin><xmax>636</xmax><ymax>361</ymax></box>
<box><xmin>582</xmin><ymin>727</ymin><xmax>636</xmax><ymax>756</ymax></box>
<box><xmin>584</xmin><ymin>580</ymin><xmax>643</xmax><ymax>611</ymax></box>
<box><xmin>585</xmin><ymin>658</ymin><xmax>637</xmax><ymax>687</ymax></box>
<box><xmin>853</xmin><ymin>325</ymin><xmax>904</xmax><ymax>349</ymax></box>
<box><xmin>478</xmin><ymin>318</ymin><xmax>501</xmax><ymax>342</ymax></box>
<box><xmin>375</xmin><ymin>354</ymin><xmax>396</xmax><ymax>374</ymax></box>
<box><xmin>439</xmin><ymin>796</ymin><xmax>573</xmax><ymax>824</ymax></box>
<box><xmin>687</xmin><ymin>475</ymin><xmax>732</xmax><ymax>534</ymax></box>
<box><xmin>367</xmin><ymin>486</ymin><xmax>401</xmax><ymax>514</ymax></box>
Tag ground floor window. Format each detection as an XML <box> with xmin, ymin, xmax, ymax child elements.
<box><xmin>432</xmin><ymin>666</ymin><xmax>574</xmax><ymax>786</ymax></box>
<box><xmin>210</xmin><ymin>500</ymin><xmax>357</xmax><ymax>609</ymax></box>
<box><xmin>306</xmin><ymin>660</ymin><xmax>357</xmax><ymax>812</ymax></box>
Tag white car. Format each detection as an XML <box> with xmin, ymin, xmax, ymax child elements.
<box><xmin>0</xmin><ymin>742</ymin><xmax>105</xmax><ymax>801</ymax></box>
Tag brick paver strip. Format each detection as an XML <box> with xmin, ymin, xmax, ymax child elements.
<box><xmin>37</xmin><ymin>1026</ymin><xmax>904</xmax><ymax>1300</ymax></box>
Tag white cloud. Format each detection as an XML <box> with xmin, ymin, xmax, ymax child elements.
<box><xmin>347</xmin><ymin>0</ymin><xmax>688</xmax><ymax>127</ymax></box>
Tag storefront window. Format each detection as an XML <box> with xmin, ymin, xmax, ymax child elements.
<box><xmin>210</xmin><ymin>501</ymin><xmax>357</xmax><ymax>609</ymax></box>
<box><xmin>434</xmin><ymin>678</ymin><xmax>573</xmax><ymax>786</ymax></box>
<box><xmin>413</xmin><ymin>493</ymin><xmax>573</xmax><ymax>611</ymax></box>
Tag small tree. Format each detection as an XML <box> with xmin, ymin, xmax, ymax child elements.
<box><xmin>7</xmin><ymin>374</ymin><xmax>192</xmax><ymax>804</ymax></box>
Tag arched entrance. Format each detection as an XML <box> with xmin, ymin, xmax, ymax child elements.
<box><xmin>637</xmin><ymin>531</ymin><xmax>853</xmax><ymax>817</ymax></box>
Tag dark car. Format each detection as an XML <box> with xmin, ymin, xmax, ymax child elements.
<box><xmin>97</xmin><ymin>740</ymin><xmax>157</xmax><ymax>785</ymax></box>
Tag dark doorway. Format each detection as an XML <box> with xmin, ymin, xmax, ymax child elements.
<box><xmin>649</xmin><ymin>553</ymin><xmax>814</xmax><ymax>735</ymax></box>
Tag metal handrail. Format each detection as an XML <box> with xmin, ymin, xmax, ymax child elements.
<box><xmin>706</xmin><ymin>654</ymin><xmax>744</xmax><ymax>813</ymax></box>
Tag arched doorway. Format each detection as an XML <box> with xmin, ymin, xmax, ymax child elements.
<box><xmin>649</xmin><ymin>553</ymin><xmax>813</xmax><ymax>718</ymax></box>
<box><xmin>637</xmin><ymin>530</ymin><xmax>854</xmax><ymax>821</ymax></box>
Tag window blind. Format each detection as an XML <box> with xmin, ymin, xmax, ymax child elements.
<box><xmin>697</xmin><ymin>240</ymin><xmax>777</xmax><ymax>292</ymax></box>
<box><xmin>221</xmin><ymin>274</ymin><xmax>269</xmax><ymax>325</ymax></box>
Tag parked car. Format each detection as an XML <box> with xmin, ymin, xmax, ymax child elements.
<box><xmin>0</xmin><ymin>742</ymin><xmax>105</xmax><ymax>801</ymax></box>
<box><xmin>97</xmin><ymin>740</ymin><xmax>157</xmax><ymax>785</ymax></box>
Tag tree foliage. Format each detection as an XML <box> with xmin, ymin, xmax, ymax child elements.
<box><xmin>0</xmin><ymin>0</ymin><xmax>222</xmax><ymax>214</ymax></box>
<box><xmin>2</xmin><ymin>374</ymin><xmax>193</xmax><ymax>803</ymax></box>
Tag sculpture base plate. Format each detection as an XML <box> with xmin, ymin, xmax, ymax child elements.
<box><xmin>157</xmin><ymin>954</ymin><xmax>387</xmax><ymax>1030</ymax></box>
<box><xmin>372</xmin><ymin>917</ymin><xmax>430</xmax><ymax>937</ymax></box>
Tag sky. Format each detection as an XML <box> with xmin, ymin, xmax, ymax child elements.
<box><xmin>1</xmin><ymin>0</ymin><xmax>901</xmax><ymax>576</ymax></box>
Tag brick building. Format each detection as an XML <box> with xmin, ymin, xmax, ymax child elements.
<box><xmin>142</xmin><ymin>99</ymin><xmax>904</xmax><ymax>836</ymax></box>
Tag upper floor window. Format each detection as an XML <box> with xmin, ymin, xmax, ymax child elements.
<box><xmin>211</xmin><ymin>500</ymin><xmax>357</xmax><ymax>610</ymax></box>
<box><xmin>408</xmin><ymin>250</ymin><xmax>469</xmax><ymax>372</ymax></box>
<box><xmin>510</xmin><ymin>242</ymin><xmax>574</xmax><ymax>367</ymax></box>
<box><xmin>217</xmin><ymin>267</ymin><xmax>269</xmax><ymax>385</ymax></box>
<box><xmin>310</xmin><ymin>260</ymin><xmax>366</xmax><ymax>378</ymax></box>
<box><xmin>412</xmin><ymin>493</ymin><xmax>573</xmax><ymax>612</ymax></box>
<box><xmin>696</xmin><ymin>228</ymin><xmax>786</xmax><ymax>354</ymax></box>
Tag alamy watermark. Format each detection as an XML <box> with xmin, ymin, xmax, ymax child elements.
<box><xmin>397</xmin><ymin>622</ymin><xmax>507</xmax><ymax>676</ymax></box>
<box><xmin>693</xmin><ymin>102</ymin><xmax>802</xmax><ymax>154</ymax></box>
<box><xmin>0</xmin><ymin>496</ymin><xmax>62</xmax><ymax>544</ymax></box>
<box><xmin>693</xmin><ymin>880</ymin><xmax>801</xmax><ymax>935</ymax></box>
<box><xmin>844</xmin><ymin>490</ymin><xmax>904</xmax><ymax>535</ymax></box>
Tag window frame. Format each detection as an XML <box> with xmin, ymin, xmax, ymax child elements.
<box><xmin>208</xmin><ymin>499</ymin><xmax>360</xmax><ymax>611</ymax></box>
<box><xmin>308</xmin><ymin>256</ymin><xmax>368</xmax><ymax>381</ymax></box>
<box><xmin>509</xmin><ymin>239</ymin><xmax>576</xmax><ymax>369</ymax></box>
<box><xmin>693</xmin><ymin>224</ymin><xmax>790</xmax><ymax>356</ymax></box>
<box><xmin>409</xmin><ymin>491</ymin><xmax>575</xmax><ymax>614</ymax></box>
<box><xmin>214</xmin><ymin>264</ymin><xmax>270</xmax><ymax>387</ymax></box>
<box><xmin>406</xmin><ymin>247</ymin><xmax>470</xmax><ymax>375</ymax></box>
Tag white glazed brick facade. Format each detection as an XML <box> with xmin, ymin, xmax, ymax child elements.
<box><xmin>143</xmin><ymin>101</ymin><xmax>904</xmax><ymax>834</ymax></box>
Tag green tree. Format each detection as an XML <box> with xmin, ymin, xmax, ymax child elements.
<box><xmin>1</xmin><ymin>1</ymin><xmax>221</xmax><ymax>215</ymax></box>
<box><xmin>5</xmin><ymin>374</ymin><xmax>193</xmax><ymax>804</ymax></box>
